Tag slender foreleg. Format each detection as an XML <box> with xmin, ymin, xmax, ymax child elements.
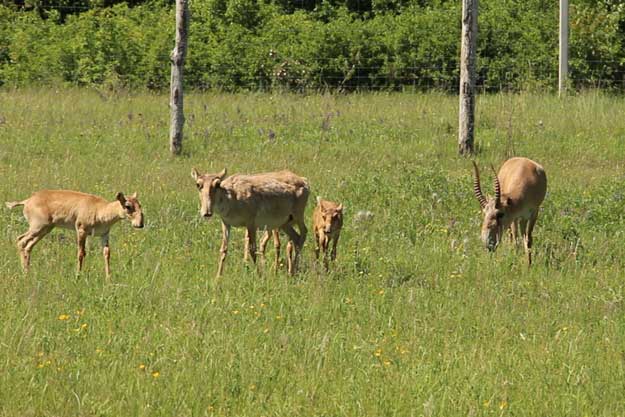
<box><xmin>217</xmin><ymin>222</ymin><xmax>231</xmax><ymax>277</ymax></box>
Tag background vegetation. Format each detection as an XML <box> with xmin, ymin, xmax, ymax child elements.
<box><xmin>1</xmin><ymin>89</ymin><xmax>625</xmax><ymax>415</ymax></box>
<box><xmin>2</xmin><ymin>0</ymin><xmax>625</xmax><ymax>91</ymax></box>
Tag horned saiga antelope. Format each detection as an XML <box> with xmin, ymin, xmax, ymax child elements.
<box><xmin>472</xmin><ymin>157</ymin><xmax>547</xmax><ymax>265</ymax></box>
<box><xmin>191</xmin><ymin>168</ymin><xmax>309</xmax><ymax>276</ymax></box>
<box><xmin>312</xmin><ymin>197</ymin><xmax>343</xmax><ymax>270</ymax></box>
<box><xmin>5</xmin><ymin>190</ymin><xmax>144</xmax><ymax>277</ymax></box>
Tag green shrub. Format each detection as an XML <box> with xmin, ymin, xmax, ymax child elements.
<box><xmin>2</xmin><ymin>0</ymin><xmax>625</xmax><ymax>91</ymax></box>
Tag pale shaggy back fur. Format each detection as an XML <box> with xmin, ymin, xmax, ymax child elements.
<box><xmin>215</xmin><ymin>173</ymin><xmax>309</xmax><ymax>229</ymax></box>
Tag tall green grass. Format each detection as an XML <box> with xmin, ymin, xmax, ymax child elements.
<box><xmin>1</xmin><ymin>89</ymin><xmax>625</xmax><ymax>416</ymax></box>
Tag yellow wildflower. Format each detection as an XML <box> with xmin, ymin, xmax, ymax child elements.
<box><xmin>152</xmin><ymin>371</ymin><xmax>160</xmax><ymax>378</ymax></box>
<box><xmin>138</xmin><ymin>364</ymin><xmax>146</xmax><ymax>370</ymax></box>
<box><xmin>374</xmin><ymin>348</ymin><xmax>382</xmax><ymax>357</ymax></box>
<box><xmin>58</xmin><ymin>314</ymin><xmax>70</xmax><ymax>321</ymax></box>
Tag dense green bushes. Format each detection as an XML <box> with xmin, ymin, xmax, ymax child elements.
<box><xmin>1</xmin><ymin>0</ymin><xmax>625</xmax><ymax>91</ymax></box>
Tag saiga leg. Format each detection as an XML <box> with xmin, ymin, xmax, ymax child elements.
<box><xmin>281</xmin><ymin>225</ymin><xmax>299</xmax><ymax>275</ymax></box>
<box><xmin>76</xmin><ymin>227</ymin><xmax>88</xmax><ymax>274</ymax></box>
<box><xmin>17</xmin><ymin>224</ymin><xmax>53</xmax><ymax>273</ymax></box>
<box><xmin>271</xmin><ymin>230</ymin><xmax>280</xmax><ymax>271</ymax></box>
<box><xmin>246</xmin><ymin>226</ymin><xmax>257</xmax><ymax>264</ymax></box>
<box><xmin>101</xmin><ymin>233</ymin><xmax>111</xmax><ymax>278</ymax></box>
<box><xmin>293</xmin><ymin>220</ymin><xmax>307</xmax><ymax>272</ymax></box>
<box><xmin>258</xmin><ymin>230</ymin><xmax>280</xmax><ymax>270</ymax></box>
<box><xmin>217</xmin><ymin>222</ymin><xmax>231</xmax><ymax>277</ymax></box>
<box><xmin>314</xmin><ymin>229</ymin><xmax>321</xmax><ymax>260</ymax></box>
<box><xmin>525</xmin><ymin>211</ymin><xmax>539</xmax><ymax>266</ymax></box>
<box><xmin>518</xmin><ymin>218</ymin><xmax>530</xmax><ymax>266</ymax></box>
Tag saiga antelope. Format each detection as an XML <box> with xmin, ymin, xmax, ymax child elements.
<box><xmin>472</xmin><ymin>157</ymin><xmax>547</xmax><ymax>265</ymax></box>
<box><xmin>192</xmin><ymin>168</ymin><xmax>309</xmax><ymax>277</ymax></box>
<box><xmin>5</xmin><ymin>190</ymin><xmax>144</xmax><ymax>277</ymax></box>
<box><xmin>312</xmin><ymin>197</ymin><xmax>343</xmax><ymax>270</ymax></box>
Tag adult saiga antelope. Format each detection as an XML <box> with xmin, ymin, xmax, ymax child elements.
<box><xmin>192</xmin><ymin>168</ymin><xmax>309</xmax><ymax>277</ymax></box>
<box><xmin>472</xmin><ymin>157</ymin><xmax>547</xmax><ymax>265</ymax></box>
<box><xmin>5</xmin><ymin>190</ymin><xmax>144</xmax><ymax>277</ymax></box>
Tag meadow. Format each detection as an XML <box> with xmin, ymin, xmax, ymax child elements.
<box><xmin>1</xmin><ymin>88</ymin><xmax>625</xmax><ymax>416</ymax></box>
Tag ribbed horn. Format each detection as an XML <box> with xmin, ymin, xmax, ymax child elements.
<box><xmin>491</xmin><ymin>164</ymin><xmax>501</xmax><ymax>203</ymax></box>
<box><xmin>472</xmin><ymin>161</ymin><xmax>487</xmax><ymax>209</ymax></box>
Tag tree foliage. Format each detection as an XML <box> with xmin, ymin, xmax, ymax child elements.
<box><xmin>1</xmin><ymin>0</ymin><xmax>625</xmax><ymax>91</ymax></box>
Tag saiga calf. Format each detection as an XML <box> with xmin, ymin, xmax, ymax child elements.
<box><xmin>5</xmin><ymin>190</ymin><xmax>144</xmax><ymax>277</ymax></box>
<box><xmin>313</xmin><ymin>197</ymin><xmax>343</xmax><ymax>270</ymax></box>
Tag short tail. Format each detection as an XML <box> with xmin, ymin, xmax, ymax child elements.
<box><xmin>5</xmin><ymin>201</ymin><xmax>25</xmax><ymax>210</ymax></box>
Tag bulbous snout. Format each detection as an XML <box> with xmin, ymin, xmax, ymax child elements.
<box><xmin>482</xmin><ymin>232</ymin><xmax>498</xmax><ymax>252</ymax></box>
<box><xmin>132</xmin><ymin>215</ymin><xmax>144</xmax><ymax>229</ymax></box>
<box><xmin>201</xmin><ymin>209</ymin><xmax>212</xmax><ymax>219</ymax></box>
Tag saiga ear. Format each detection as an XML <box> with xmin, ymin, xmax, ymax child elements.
<box><xmin>191</xmin><ymin>168</ymin><xmax>200</xmax><ymax>181</ymax></box>
<box><xmin>316</xmin><ymin>196</ymin><xmax>322</xmax><ymax>205</ymax></box>
<box><xmin>131</xmin><ymin>192</ymin><xmax>138</xmax><ymax>199</ymax></box>
<box><xmin>116</xmin><ymin>192</ymin><xmax>126</xmax><ymax>206</ymax></box>
<box><xmin>336</xmin><ymin>203</ymin><xmax>343</xmax><ymax>212</ymax></box>
<box><xmin>218</xmin><ymin>168</ymin><xmax>227</xmax><ymax>180</ymax></box>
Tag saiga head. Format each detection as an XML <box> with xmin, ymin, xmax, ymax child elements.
<box><xmin>472</xmin><ymin>161</ymin><xmax>506</xmax><ymax>252</ymax></box>
<box><xmin>116</xmin><ymin>192</ymin><xmax>144</xmax><ymax>228</ymax></box>
<box><xmin>191</xmin><ymin>168</ymin><xmax>227</xmax><ymax>218</ymax></box>
<box><xmin>316</xmin><ymin>196</ymin><xmax>343</xmax><ymax>234</ymax></box>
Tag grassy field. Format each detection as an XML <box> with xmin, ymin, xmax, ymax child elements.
<box><xmin>1</xmin><ymin>88</ymin><xmax>625</xmax><ymax>416</ymax></box>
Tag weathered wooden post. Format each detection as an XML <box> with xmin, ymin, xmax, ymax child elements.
<box><xmin>559</xmin><ymin>0</ymin><xmax>569</xmax><ymax>97</ymax></box>
<box><xmin>169</xmin><ymin>0</ymin><xmax>189</xmax><ymax>155</ymax></box>
<box><xmin>458</xmin><ymin>0</ymin><xmax>478</xmax><ymax>156</ymax></box>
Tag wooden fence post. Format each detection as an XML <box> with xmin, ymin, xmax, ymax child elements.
<box><xmin>169</xmin><ymin>0</ymin><xmax>189</xmax><ymax>155</ymax></box>
<box><xmin>458</xmin><ymin>0</ymin><xmax>478</xmax><ymax>156</ymax></box>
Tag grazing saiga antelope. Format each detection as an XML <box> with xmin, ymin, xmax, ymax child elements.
<box><xmin>5</xmin><ymin>190</ymin><xmax>144</xmax><ymax>277</ymax></box>
<box><xmin>312</xmin><ymin>197</ymin><xmax>343</xmax><ymax>270</ymax></box>
<box><xmin>191</xmin><ymin>168</ymin><xmax>309</xmax><ymax>277</ymax></box>
<box><xmin>472</xmin><ymin>157</ymin><xmax>547</xmax><ymax>265</ymax></box>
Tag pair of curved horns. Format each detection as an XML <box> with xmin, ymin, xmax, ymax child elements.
<box><xmin>472</xmin><ymin>161</ymin><xmax>501</xmax><ymax>208</ymax></box>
